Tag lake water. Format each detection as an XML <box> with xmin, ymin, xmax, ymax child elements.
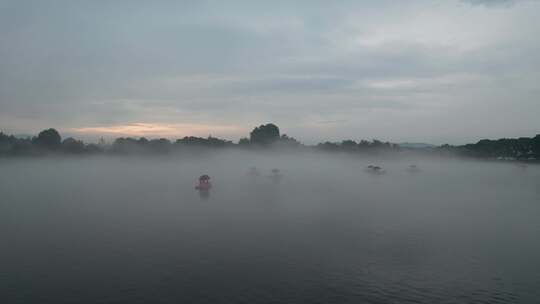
<box><xmin>1</xmin><ymin>152</ymin><xmax>539</xmax><ymax>303</ymax></box>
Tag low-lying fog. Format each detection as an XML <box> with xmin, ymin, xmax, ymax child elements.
<box><xmin>1</xmin><ymin>151</ymin><xmax>539</xmax><ymax>303</ymax></box>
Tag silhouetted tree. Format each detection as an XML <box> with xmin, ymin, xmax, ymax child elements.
<box><xmin>238</xmin><ymin>137</ymin><xmax>250</xmax><ymax>146</ymax></box>
<box><xmin>148</xmin><ymin>138</ymin><xmax>172</xmax><ymax>154</ymax></box>
<box><xmin>358</xmin><ymin>140</ymin><xmax>370</xmax><ymax>150</ymax></box>
<box><xmin>440</xmin><ymin>135</ymin><xmax>539</xmax><ymax>160</ymax></box>
<box><xmin>138</xmin><ymin>137</ymin><xmax>149</xmax><ymax>145</ymax></box>
<box><xmin>250</xmin><ymin>123</ymin><xmax>280</xmax><ymax>145</ymax></box>
<box><xmin>0</xmin><ymin>126</ymin><xmax>537</xmax><ymax>161</ymax></box>
<box><xmin>341</xmin><ymin>140</ymin><xmax>357</xmax><ymax>150</ymax></box>
<box><xmin>533</xmin><ymin>134</ymin><xmax>540</xmax><ymax>156</ymax></box>
<box><xmin>176</xmin><ymin>136</ymin><xmax>232</xmax><ymax>148</ymax></box>
<box><xmin>34</xmin><ymin>128</ymin><xmax>61</xmax><ymax>150</ymax></box>
<box><xmin>62</xmin><ymin>137</ymin><xmax>85</xmax><ymax>154</ymax></box>
<box><xmin>111</xmin><ymin>137</ymin><xmax>140</xmax><ymax>154</ymax></box>
<box><xmin>12</xmin><ymin>138</ymin><xmax>34</xmax><ymax>155</ymax></box>
<box><xmin>317</xmin><ymin>141</ymin><xmax>339</xmax><ymax>151</ymax></box>
<box><xmin>0</xmin><ymin>132</ymin><xmax>12</xmax><ymax>154</ymax></box>
<box><xmin>207</xmin><ymin>136</ymin><xmax>233</xmax><ymax>147</ymax></box>
<box><xmin>371</xmin><ymin>139</ymin><xmax>383</xmax><ymax>148</ymax></box>
<box><xmin>315</xmin><ymin>138</ymin><xmax>399</xmax><ymax>154</ymax></box>
<box><xmin>278</xmin><ymin>134</ymin><xmax>301</xmax><ymax>147</ymax></box>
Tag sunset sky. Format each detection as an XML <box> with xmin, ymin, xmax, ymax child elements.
<box><xmin>1</xmin><ymin>0</ymin><xmax>539</xmax><ymax>144</ymax></box>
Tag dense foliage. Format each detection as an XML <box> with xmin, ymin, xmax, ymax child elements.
<box><xmin>1</xmin><ymin>126</ymin><xmax>538</xmax><ymax>161</ymax></box>
<box><xmin>317</xmin><ymin>139</ymin><xmax>399</xmax><ymax>154</ymax></box>
<box><xmin>249</xmin><ymin>123</ymin><xmax>280</xmax><ymax>145</ymax></box>
<box><xmin>450</xmin><ymin>135</ymin><xmax>540</xmax><ymax>160</ymax></box>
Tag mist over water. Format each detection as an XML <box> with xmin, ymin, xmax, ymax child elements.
<box><xmin>1</xmin><ymin>152</ymin><xmax>539</xmax><ymax>303</ymax></box>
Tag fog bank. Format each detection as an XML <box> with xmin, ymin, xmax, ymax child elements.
<box><xmin>1</xmin><ymin>152</ymin><xmax>539</xmax><ymax>303</ymax></box>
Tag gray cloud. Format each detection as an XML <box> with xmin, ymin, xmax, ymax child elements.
<box><xmin>462</xmin><ymin>0</ymin><xmax>517</xmax><ymax>7</ymax></box>
<box><xmin>0</xmin><ymin>0</ymin><xmax>539</xmax><ymax>144</ymax></box>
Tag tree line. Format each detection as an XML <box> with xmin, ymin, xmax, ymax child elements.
<box><xmin>1</xmin><ymin>124</ymin><xmax>538</xmax><ymax>161</ymax></box>
<box><xmin>439</xmin><ymin>135</ymin><xmax>540</xmax><ymax>161</ymax></box>
<box><xmin>0</xmin><ymin>124</ymin><xmax>395</xmax><ymax>156</ymax></box>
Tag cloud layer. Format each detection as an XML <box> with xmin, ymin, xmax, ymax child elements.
<box><xmin>1</xmin><ymin>0</ymin><xmax>539</xmax><ymax>144</ymax></box>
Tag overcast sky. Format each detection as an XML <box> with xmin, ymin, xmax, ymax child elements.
<box><xmin>1</xmin><ymin>0</ymin><xmax>539</xmax><ymax>144</ymax></box>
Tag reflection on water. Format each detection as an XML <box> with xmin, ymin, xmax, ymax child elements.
<box><xmin>0</xmin><ymin>154</ymin><xmax>539</xmax><ymax>303</ymax></box>
<box><xmin>198</xmin><ymin>189</ymin><xmax>210</xmax><ymax>200</ymax></box>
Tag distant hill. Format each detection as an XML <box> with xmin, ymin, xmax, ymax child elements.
<box><xmin>398</xmin><ymin>142</ymin><xmax>436</xmax><ymax>149</ymax></box>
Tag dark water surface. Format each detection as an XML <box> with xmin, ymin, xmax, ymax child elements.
<box><xmin>1</xmin><ymin>153</ymin><xmax>539</xmax><ymax>303</ymax></box>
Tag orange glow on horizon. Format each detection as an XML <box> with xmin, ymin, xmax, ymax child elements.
<box><xmin>71</xmin><ymin>123</ymin><xmax>245</xmax><ymax>139</ymax></box>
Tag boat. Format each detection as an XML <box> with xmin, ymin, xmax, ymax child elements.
<box><xmin>406</xmin><ymin>164</ymin><xmax>421</xmax><ymax>173</ymax></box>
<box><xmin>269</xmin><ymin>168</ymin><xmax>283</xmax><ymax>184</ymax></box>
<box><xmin>195</xmin><ymin>174</ymin><xmax>212</xmax><ymax>190</ymax></box>
<box><xmin>366</xmin><ymin>165</ymin><xmax>386</xmax><ymax>174</ymax></box>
